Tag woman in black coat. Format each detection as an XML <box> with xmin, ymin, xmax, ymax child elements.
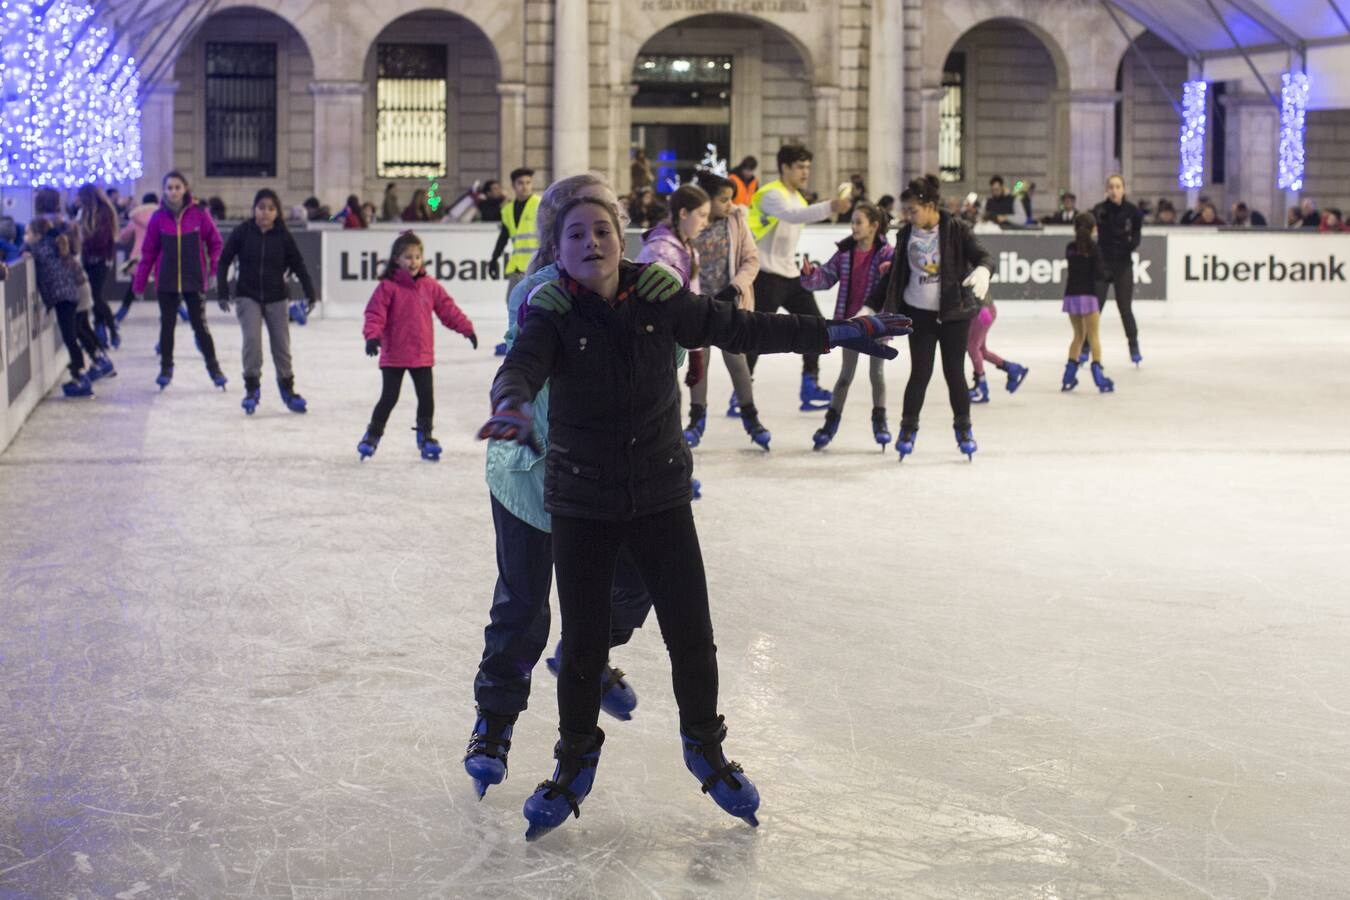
<box><xmin>216</xmin><ymin>189</ymin><xmax>318</xmax><ymax>415</ymax></box>
<box><xmin>868</xmin><ymin>174</ymin><xmax>994</xmax><ymax>460</ymax></box>
<box><xmin>480</xmin><ymin>194</ymin><xmax>910</xmax><ymax>841</ymax></box>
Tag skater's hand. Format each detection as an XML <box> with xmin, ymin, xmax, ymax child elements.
<box><xmin>477</xmin><ymin>399</ymin><xmax>541</xmax><ymax>454</ymax></box>
<box><xmin>304</xmin><ymin>297</ymin><xmax>317</xmax><ymax>315</ymax></box>
<box><xmin>712</xmin><ymin>284</ymin><xmax>739</xmax><ymax>305</ymax></box>
<box><xmin>529</xmin><ymin>282</ymin><xmax>572</xmax><ymax>315</ymax></box>
<box><xmin>467</xmin><ymin>332</ymin><xmax>478</xmax><ymax>350</ymax></box>
<box><xmin>800</xmin><ymin>258</ymin><xmax>815</xmax><ymax>277</ymax></box>
<box><xmin>365</xmin><ymin>337</ymin><xmax>380</xmax><ymax>357</ymax></box>
<box><xmin>217</xmin><ymin>297</ymin><xmax>231</xmax><ymax>313</ymax></box>
<box><xmin>684</xmin><ymin>349</ymin><xmax>705</xmax><ymax>388</ymax></box>
<box><xmin>829</xmin><ymin>197</ymin><xmax>852</xmax><ymax>215</ymax></box>
<box><xmin>878</xmin><ymin>260</ymin><xmax>891</xmax><ymax>276</ymax></box>
<box><xmin>488</xmin><ymin>258</ymin><xmax>501</xmax><ymax>279</ymax></box>
<box><xmin>826</xmin><ymin>313</ymin><xmax>913</xmax><ymax>360</ymax></box>
<box><xmin>962</xmin><ymin>266</ymin><xmax>991</xmax><ymax>301</ymax></box>
<box><xmin>635</xmin><ymin>263</ymin><xmax>681</xmax><ymax>303</ymax></box>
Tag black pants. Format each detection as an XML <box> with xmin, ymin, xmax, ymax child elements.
<box><xmin>1095</xmin><ymin>264</ymin><xmax>1138</xmax><ymax>345</ymax></box>
<box><xmin>747</xmin><ymin>271</ymin><xmax>821</xmax><ymax>376</ymax></box>
<box><xmin>551</xmin><ymin>504</ymin><xmax>718</xmax><ymax>739</ymax></box>
<box><xmin>474</xmin><ymin>495</ymin><xmax>655</xmax><ymax>716</ymax></box>
<box><xmin>83</xmin><ymin>260</ymin><xmax>116</xmax><ymax>336</ymax></box>
<box><xmin>75</xmin><ymin>310</ymin><xmax>101</xmax><ymax>358</ymax></box>
<box><xmin>900</xmin><ymin>305</ymin><xmax>972</xmax><ymax>428</ymax></box>
<box><xmin>53</xmin><ymin>301</ymin><xmax>85</xmax><ymax>376</ymax></box>
<box><xmin>157</xmin><ymin>292</ymin><xmax>218</xmax><ymax>371</ymax></box>
<box><xmin>369</xmin><ymin>366</ymin><xmax>433</xmax><ymax>434</ymax></box>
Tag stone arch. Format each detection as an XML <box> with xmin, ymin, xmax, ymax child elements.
<box><xmin>619</xmin><ymin>9</ymin><xmax>822</xmax><ymax>86</ymax></box>
<box><xmin>347</xmin><ymin>2</ymin><xmax>520</xmax><ymax>85</ymax></box>
<box><xmin>158</xmin><ymin>6</ymin><xmax>319</xmax><ymax>215</ymax></box>
<box><xmin>361</xmin><ymin>10</ymin><xmax>505</xmax><ymax>206</ymax></box>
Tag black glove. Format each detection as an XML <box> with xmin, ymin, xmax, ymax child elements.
<box><xmin>477</xmin><ymin>398</ymin><xmax>540</xmax><ymax>454</ymax></box>
<box><xmin>365</xmin><ymin>338</ymin><xmax>380</xmax><ymax>357</ymax></box>
<box><xmin>467</xmin><ymin>332</ymin><xmax>479</xmax><ymax>350</ymax></box>
<box><xmin>304</xmin><ymin>297</ymin><xmax>317</xmax><ymax>314</ymax></box>
<box><xmin>488</xmin><ymin>259</ymin><xmax>501</xmax><ymax>279</ymax></box>
<box><xmin>712</xmin><ymin>284</ymin><xmax>739</xmax><ymax>305</ymax></box>
<box><xmin>217</xmin><ymin>296</ymin><xmax>231</xmax><ymax>313</ymax></box>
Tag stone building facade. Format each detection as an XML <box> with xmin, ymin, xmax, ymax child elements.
<box><xmin>126</xmin><ymin>0</ymin><xmax>1349</xmax><ymax>224</ymax></box>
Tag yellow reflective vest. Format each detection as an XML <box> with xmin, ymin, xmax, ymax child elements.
<box><xmin>747</xmin><ymin>180</ymin><xmax>804</xmax><ymax>241</ymax></box>
<box><xmin>501</xmin><ymin>194</ymin><xmax>542</xmax><ymax>275</ymax></box>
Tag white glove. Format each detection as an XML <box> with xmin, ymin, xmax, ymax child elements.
<box><xmin>962</xmin><ymin>266</ymin><xmax>991</xmax><ymax>301</ymax></box>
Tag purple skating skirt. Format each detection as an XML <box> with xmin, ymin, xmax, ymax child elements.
<box><xmin>1062</xmin><ymin>294</ymin><xmax>1100</xmax><ymax>315</ymax></box>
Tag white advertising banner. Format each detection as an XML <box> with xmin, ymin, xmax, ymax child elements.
<box><xmin>1165</xmin><ymin>231</ymin><xmax>1350</xmax><ymax>309</ymax></box>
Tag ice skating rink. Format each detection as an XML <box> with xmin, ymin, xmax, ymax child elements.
<box><xmin>2</xmin><ymin>301</ymin><xmax>1348</xmax><ymax>899</ymax></box>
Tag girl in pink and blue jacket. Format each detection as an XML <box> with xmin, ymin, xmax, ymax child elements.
<box><xmin>358</xmin><ymin>231</ymin><xmax>477</xmax><ymax>462</ymax></box>
<box><xmin>799</xmin><ymin>202</ymin><xmax>896</xmax><ymax>450</ymax></box>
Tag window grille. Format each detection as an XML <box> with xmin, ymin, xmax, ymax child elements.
<box><xmin>205</xmin><ymin>43</ymin><xmax>277</xmax><ymax>178</ymax></box>
<box><xmin>376</xmin><ymin>44</ymin><xmax>448</xmax><ymax>178</ymax></box>
<box><xmin>939</xmin><ymin>53</ymin><xmax>965</xmax><ymax>183</ymax></box>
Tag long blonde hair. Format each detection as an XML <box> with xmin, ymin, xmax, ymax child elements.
<box><xmin>529</xmin><ymin>173</ymin><xmax>628</xmax><ymax>274</ymax></box>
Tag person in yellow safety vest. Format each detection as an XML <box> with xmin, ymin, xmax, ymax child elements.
<box><xmin>491</xmin><ymin>167</ymin><xmax>540</xmax><ymax>355</ymax></box>
<box><xmin>745</xmin><ymin>144</ymin><xmax>852</xmax><ymax>411</ymax></box>
<box><xmin>728</xmin><ymin>156</ymin><xmax>758</xmax><ymax>207</ymax></box>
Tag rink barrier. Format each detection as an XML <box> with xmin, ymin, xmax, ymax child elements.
<box><xmin>2</xmin><ymin>258</ymin><xmax>67</xmax><ymax>454</ymax></box>
<box><xmin>106</xmin><ymin>221</ymin><xmax>1350</xmax><ymax>319</ymax></box>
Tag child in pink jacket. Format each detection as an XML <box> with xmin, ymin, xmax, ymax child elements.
<box><xmin>358</xmin><ymin>231</ymin><xmax>477</xmax><ymax>461</ymax></box>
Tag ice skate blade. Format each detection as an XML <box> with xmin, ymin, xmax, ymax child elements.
<box><xmin>524</xmin><ymin>823</ymin><xmax>557</xmax><ymax>842</ymax></box>
<box><xmin>742</xmin><ymin>813</ymin><xmax>759</xmax><ymax>828</ymax></box>
<box><xmin>472</xmin><ymin>778</ymin><xmax>488</xmax><ymax>801</ymax></box>
<box><xmin>799</xmin><ymin>400</ymin><xmax>830</xmax><ymax>411</ymax></box>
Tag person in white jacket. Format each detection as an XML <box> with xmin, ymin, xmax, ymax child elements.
<box><xmin>745</xmin><ymin>143</ymin><xmax>851</xmax><ymax>410</ymax></box>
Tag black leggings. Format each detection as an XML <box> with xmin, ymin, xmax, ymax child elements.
<box><xmin>53</xmin><ymin>302</ymin><xmax>85</xmax><ymax>375</ymax></box>
<box><xmin>747</xmin><ymin>271</ymin><xmax>822</xmax><ymax>375</ymax></box>
<box><xmin>75</xmin><ymin>310</ymin><xmax>101</xmax><ymax>357</ymax></box>
<box><xmin>369</xmin><ymin>366</ymin><xmax>434</xmax><ymax>434</ymax></box>
<box><xmin>157</xmin><ymin>292</ymin><xmax>219</xmax><ymax>370</ymax></box>
<box><xmin>83</xmin><ymin>260</ymin><xmax>116</xmax><ymax>335</ymax></box>
<box><xmin>900</xmin><ymin>305</ymin><xmax>972</xmax><ymax>428</ymax></box>
<box><xmin>1095</xmin><ymin>264</ymin><xmax>1137</xmax><ymax>344</ymax></box>
<box><xmin>551</xmin><ymin>504</ymin><xmax>718</xmax><ymax>739</ymax></box>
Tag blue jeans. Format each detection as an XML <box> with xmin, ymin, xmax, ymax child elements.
<box><xmin>474</xmin><ymin>495</ymin><xmax>654</xmax><ymax>716</ymax></box>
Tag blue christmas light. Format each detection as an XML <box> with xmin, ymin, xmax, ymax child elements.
<box><xmin>0</xmin><ymin>0</ymin><xmax>143</xmax><ymax>187</ymax></box>
<box><xmin>1279</xmin><ymin>72</ymin><xmax>1310</xmax><ymax>192</ymax></box>
<box><xmin>1178</xmin><ymin>80</ymin><xmax>1207</xmax><ymax>190</ymax></box>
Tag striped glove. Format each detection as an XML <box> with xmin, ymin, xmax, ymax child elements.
<box><xmin>825</xmin><ymin>313</ymin><xmax>913</xmax><ymax>360</ymax></box>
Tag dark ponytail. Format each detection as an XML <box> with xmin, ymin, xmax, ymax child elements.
<box><xmin>1073</xmin><ymin>211</ymin><xmax>1097</xmax><ymax>256</ymax></box>
<box><xmin>900</xmin><ymin>174</ymin><xmax>941</xmax><ymax>208</ymax></box>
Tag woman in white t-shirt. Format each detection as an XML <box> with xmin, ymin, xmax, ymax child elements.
<box><xmin>866</xmin><ymin>175</ymin><xmax>994</xmax><ymax>461</ymax></box>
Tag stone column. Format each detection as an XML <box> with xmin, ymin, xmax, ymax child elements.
<box><xmin>552</xmin><ymin>0</ymin><xmax>590</xmax><ymax>178</ymax></box>
<box><xmin>812</xmin><ymin>85</ymin><xmax>842</xmax><ymax>194</ymax></box>
<box><xmin>609</xmin><ymin>83</ymin><xmax>638</xmax><ymax>193</ymax></box>
<box><xmin>868</xmin><ymin>0</ymin><xmax>904</xmax><ymax>200</ymax></box>
<box><xmin>916</xmin><ymin>86</ymin><xmax>944</xmax><ymax>179</ymax></box>
<box><xmin>136</xmin><ymin>80</ymin><xmax>179</xmax><ymax>197</ymax></box>
<box><xmin>1224</xmin><ymin>91</ymin><xmax>1281</xmax><ymax>226</ymax></box>
<box><xmin>1060</xmin><ymin>90</ymin><xmax>1119</xmax><ymax>198</ymax></box>
<box><xmin>308</xmin><ymin>81</ymin><xmax>366</xmax><ymax>206</ymax></box>
<box><xmin>497</xmin><ymin>82</ymin><xmax>527</xmax><ymax>179</ymax></box>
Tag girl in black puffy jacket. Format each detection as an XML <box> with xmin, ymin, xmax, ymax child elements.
<box><xmin>217</xmin><ymin>189</ymin><xmax>318</xmax><ymax>415</ymax></box>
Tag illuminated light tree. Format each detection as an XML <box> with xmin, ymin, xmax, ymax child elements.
<box><xmin>1</xmin><ymin>0</ymin><xmax>143</xmax><ymax>187</ymax></box>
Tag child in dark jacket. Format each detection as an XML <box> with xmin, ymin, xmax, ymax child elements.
<box><xmin>801</xmin><ymin>201</ymin><xmax>896</xmax><ymax>449</ymax></box>
<box><xmin>217</xmin><ymin>189</ymin><xmax>319</xmax><ymax>416</ymax></box>
<box><xmin>131</xmin><ymin>171</ymin><xmax>225</xmax><ymax>390</ymax></box>
<box><xmin>1061</xmin><ymin>212</ymin><xmax>1115</xmax><ymax>393</ymax></box>
<box><xmin>24</xmin><ymin>219</ymin><xmax>95</xmax><ymax>396</ymax></box>
<box><xmin>358</xmin><ymin>231</ymin><xmax>477</xmax><ymax>461</ymax></box>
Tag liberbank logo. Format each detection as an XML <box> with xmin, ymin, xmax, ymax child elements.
<box><xmin>993</xmin><ymin>252</ymin><xmax>1153</xmax><ymax>285</ymax></box>
<box><xmin>338</xmin><ymin>251</ymin><xmax>502</xmax><ymax>282</ymax></box>
<box><xmin>1183</xmin><ymin>253</ymin><xmax>1346</xmax><ymax>283</ymax></box>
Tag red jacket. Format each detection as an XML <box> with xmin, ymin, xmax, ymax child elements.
<box><xmin>362</xmin><ymin>268</ymin><xmax>474</xmax><ymax>368</ymax></box>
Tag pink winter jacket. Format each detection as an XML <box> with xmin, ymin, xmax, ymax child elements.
<box><xmin>362</xmin><ymin>267</ymin><xmax>475</xmax><ymax>368</ymax></box>
<box><xmin>117</xmin><ymin>202</ymin><xmax>158</xmax><ymax>261</ymax></box>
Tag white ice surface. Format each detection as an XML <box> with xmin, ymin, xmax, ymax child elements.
<box><xmin>2</xmin><ymin>301</ymin><xmax>1349</xmax><ymax>899</ymax></box>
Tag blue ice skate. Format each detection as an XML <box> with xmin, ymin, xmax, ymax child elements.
<box><xmin>62</xmin><ymin>373</ymin><xmax>94</xmax><ymax>397</ymax></box>
<box><xmin>896</xmin><ymin>422</ymin><xmax>918</xmax><ymax>461</ymax></box>
<box><xmin>684</xmin><ymin>404</ymin><xmax>707</xmax><ymax>448</ymax></box>
<box><xmin>955</xmin><ymin>424</ymin><xmax>977</xmax><ymax>461</ymax></box>
<box><xmin>725</xmin><ymin>390</ymin><xmax>740</xmax><ymax>417</ymax></box>
<box><xmin>208</xmin><ymin>366</ymin><xmax>228</xmax><ymax>390</ymax></box>
<box><xmin>278</xmin><ymin>377</ymin><xmax>307</xmax><ymax>413</ymax></box>
<box><xmin>872</xmin><ymin>407</ymin><xmax>891</xmax><ymax>450</ymax></box>
<box><xmin>156</xmin><ymin>365</ymin><xmax>173</xmax><ymax>390</ymax></box>
<box><xmin>523</xmin><ymin>729</ymin><xmax>605</xmax><ymax>841</ymax></box>
<box><xmin>1004</xmin><ymin>361</ymin><xmax>1029</xmax><ymax>393</ymax></box>
<box><xmin>357</xmin><ymin>429</ymin><xmax>381</xmax><ymax>460</ymax></box>
<box><xmin>288</xmin><ymin>300</ymin><xmax>308</xmax><ymax>326</ymax></box>
<box><xmin>415</xmin><ymin>427</ymin><xmax>441</xmax><ymax>461</ymax></box>
<box><xmin>1129</xmin><ymin>340</ymin><xmax>1142</xmax><ymax>366</ymax></box>
<box><xmin>968</xmin><ymin>375</ymin><xmax>989</xmax><ymax>404</ymax></box>
<box><xmin>464</xmin><ymin>707</ymin><xmax>515</xmax><ymax>800</ymax></box>
<box><xmin>1061</xmin><ymin>359</ymin><xmax>1080</xmax><ymax>392</ymax></box>
<box><xmin>681</xmin><ymin>716</ymin><xmax>759</xmax><ymax>828</ymax></box>
<box><xmin>1091</xmin><ymin>361</ymin><xmax>1115</xmax><ymax>393</ymax></box>
<box><xmin>242</xmin><ymin>378</ymin><xmax>260</xmax><ymax>415</ymax></box>
<box><xmin>799</xmin><ymin>373</ymin><xmax>831</xmax><ymax>411</ymax></box>
<box><xmin>740</xmin><ymin>405</ymin><xmax>770</xmax><ymax>451</ymax></box>
<box><xmin>546</xmin><ymin>642</ymin><xmax>638</xmax><ymax>721</ymax></box>
<box><xmin>812</xmin><ymin>408</ymin><xmax>840</xmax><ymax>451</ymax></box>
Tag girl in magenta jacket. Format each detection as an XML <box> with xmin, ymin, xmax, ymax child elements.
<box><xmin>359</xmin><ymin>231</ymin><xmax>477</xmax><ymax>462</ymax></box>
<box><xmin>800</xmin><ymin>202</ymin><xmax>896</xmax><ymax>450</ymax></box>
<box><xmin>131</xmin><ymin>171</ymin><xmax>226</xmax><ymax>390</ymax></box>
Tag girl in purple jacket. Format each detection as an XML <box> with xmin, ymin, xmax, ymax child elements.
<box><xmin>800</xmin><ymin>202</ymin><xmax>896</xmax><ymax>450</ymax></box>
<box><xmin>132</xmin><ymin>171</ymin><xmax>225</xmax><ymax>390</ymax></box>
<box><xmin>358</xmin><ymin>231</ymin><xmax>477</xmax><ymax>462</ymax></box>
